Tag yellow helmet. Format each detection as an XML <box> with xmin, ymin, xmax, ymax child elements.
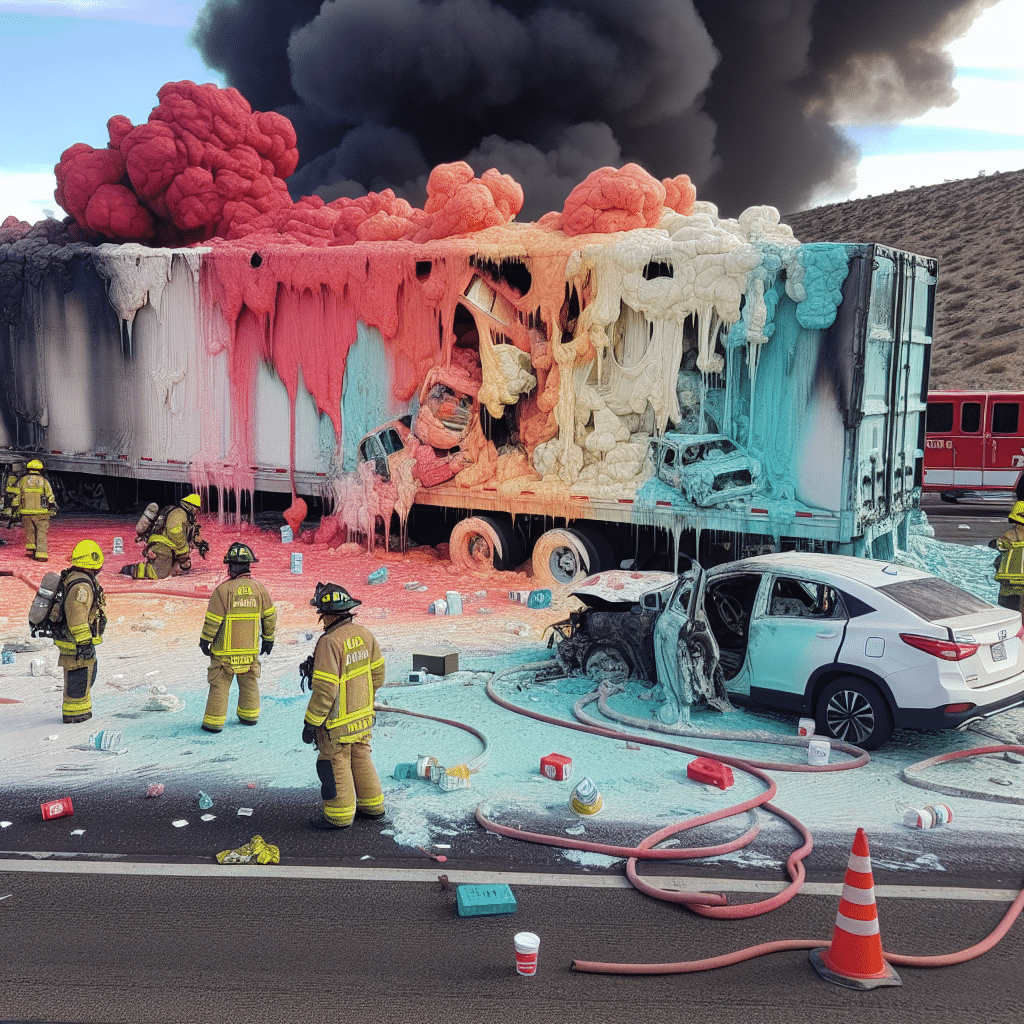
<box><xmin>27</xmin><ymin>459</ymin><xmax>44</xmax><ymax>471</ymax></box>
<box><xmin>1010</xmin><ymin>501</ymin><xmax>1024</xmax><ymax>525</ymax></box>
<box><xmin>70</xmin><ymin>539</ymin><xmax>104</xmax><ymax>570</ymax></box>
<box><xmin>181</xmin><ymin>493</ymin><xmax>202</xmax><ymax>510</ymax></box>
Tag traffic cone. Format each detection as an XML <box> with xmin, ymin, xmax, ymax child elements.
<box><xmin>809</xmin><ymin>828</ymin><xmax>902</xmax><ymax>990</ymax></box>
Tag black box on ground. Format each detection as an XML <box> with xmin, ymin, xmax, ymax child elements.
<box><xmin>412</xmin><ymin>649</ymin><xmax>459</xmax><ymax>676</ymax></box>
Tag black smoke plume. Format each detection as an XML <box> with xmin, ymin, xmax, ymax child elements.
<box><xmin>192</xmin><ymin>0</ymin><xmax>998</xmax><ymax>219</ymax></box>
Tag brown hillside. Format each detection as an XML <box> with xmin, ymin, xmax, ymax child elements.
<box><xmin>786</xmin><ymin>168</ymin><xmax>1024</xmax><ymax>393</ymax></box>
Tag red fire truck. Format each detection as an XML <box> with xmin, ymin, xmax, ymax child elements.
<box><xmin>924</xmin><ymin>391</ymin><xmax>1024</xmax><ymax>501</ymax></box>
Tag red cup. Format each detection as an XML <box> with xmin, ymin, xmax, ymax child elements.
<box><xmin>514</xmin><ymin>931</ymin><xmax>539</xmax><ymax>976</ymax></box>
<box><xmin>41</xmin><ymin>797</ymin><xmax>74</xmax><ymax>820</ymax></box>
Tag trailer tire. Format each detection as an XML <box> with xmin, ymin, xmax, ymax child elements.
<box><xmin>449</xmin><ymin>516</ymin><xmax>524</xmax><ymax>573</ymax></box>
<box><xmin>531</xmin><ymin>529</ymin><xmax>591</xmax><ymax>586</ymax></box>
<box><xmin>573</xmin><ymin>524</ymin><xmax>616</xmax><ymax>574</ymax></box>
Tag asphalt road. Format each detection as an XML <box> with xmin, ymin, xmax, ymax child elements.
<box><xmin>2</xmin><ymin>866</ymin><xmax>1023</xmax><ymax>1024</ymax></box>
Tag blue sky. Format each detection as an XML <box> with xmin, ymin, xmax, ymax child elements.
<box><xmin>1</xmin><ymin>0</ymin><xmax>1022</xmax><ymax>224</ymax></box>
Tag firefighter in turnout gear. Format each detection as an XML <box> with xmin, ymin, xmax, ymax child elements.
<box><xmin>199</xmin><ymin>543</ymin><xmax>277</xmax><ymax>732</ymax></box>
<box><xmin>120</xmin><ymin>493</ymin><xmax>209</xmax><ymax>579</ymax></box>
<box><xmin>54</xmin><ymin>540</ymin><xmax>107</xmax><ymax>723</ymax></box>
<box><xmin>2</xmin><ymin>461</ymin><xmax>25</xmax><ymax>528</ymax></box>
<box><xmin>991</xmin><ymin>501</ymin><xmax>1024</xmax><ymax>611</ymax></box>
<box><xmin>302</xmin><ymin>582</ymin><xmax>386</xmax><ymax>830</ymax></box>
<box><xmin>14</xmin><ymin>459</ymin><xmax>57</xmax><ymax>561</ymax></box>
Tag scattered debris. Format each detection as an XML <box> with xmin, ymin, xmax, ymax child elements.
<box><xmin>198</xmin><ymin>792</ymin><xmax>213</xmax><ymax>810</ymax></box>
<box><xmin>40</xmin><ymin>797</ymin><xmax>74</xmax><ymax>820</ymax></box>
<box><xmin>237</xmin><ymin>807</ymin><xmax>253</xmax><ymax>816</ymax></box>
<box><xmin>146</xmin><ymin>783</ymin><xmax>165</xmax><ymax>798</ymax></box>
<box><xmin>215</xmin><ymin>835</ymin><xmax>280</xmax><ymax>865</ymax></box>
<box><xmin>172</xmin><ymin>819</ymin><xmax>188</xmax><ymax>828</ymax></box>
<box><xmin>200</xmin><ymin>814</ymin><xmax>216</xmax><ymax>822</ymax></box>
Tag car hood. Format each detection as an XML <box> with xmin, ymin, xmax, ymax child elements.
<box><xmin>570</xmin><ymin>570</ymin><xmax>677</xmax><ymax>605</ymax></box>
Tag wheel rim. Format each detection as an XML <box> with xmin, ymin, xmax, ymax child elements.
<box><xmin>548</xmin><ymin>544</ymin><xmax>583</xmax><ymax>584</ymax></box>
<box><xmin>585</xmin><ymin>647</ymin><xmax>631</xmax><ymax>684</ymax></box>
<box><xmin>825</xmin><ymin>689</ymin><xmax>875</xmax><ymax>744</ymax></box>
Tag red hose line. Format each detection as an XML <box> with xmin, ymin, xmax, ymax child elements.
<box><xmin>484</xmin><ymin>667</ymin><xmax>1024</xmax><ymax>975</ymax></box>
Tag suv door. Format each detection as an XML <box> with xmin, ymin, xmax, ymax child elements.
<box><xmin>749</xmin><ymin>574</ymin><xmax>846</xmax><ymax>708</ymax></box>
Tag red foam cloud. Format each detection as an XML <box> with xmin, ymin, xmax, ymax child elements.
<box><xmin>558</xmin><ymin>163</ymin><xmax>667</xmax><ymax>236</ymax></box>
<box><xmin>53</xmin><ymin>81</ymin><xmax>298</xmax><ymax>245</ymax></box>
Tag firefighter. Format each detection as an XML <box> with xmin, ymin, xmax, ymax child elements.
<box><xmin>990</xmin><ymin>501</ymin><xmax>1024</xmax><ymax>611</ymax></box>
<box><xmin>120</xmin><ymin>493</ymin><xmax>209</xmax><ymax>578</ymax></box>
<box><xmin>13</xmin><ymin>459</ymin><xmax>57</xmax><ymax>561</ymax></box>
<box><xmin>301</xmin><ymin>582</ymin><xmax>386</xmax><ymax>830</ymax></box>
<box><xmin>53</xmin><ymin>540</ymin><xmax>107</xmax><ymax>724</ymax></box>
<box><xmin>2</xmin><ymin>461</ymin><xmax>25</xmax><ymax>528</ymax></box>
<box><xmin>198</xmin><ymin>543</ymin><xmax>277</xmax><ymax>732</ymax></box>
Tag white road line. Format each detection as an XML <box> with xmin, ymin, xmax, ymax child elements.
<box><xmin>0</xmin><ymin>857</ymin><xmax>1018</xmax><ymax>901</ymax></box>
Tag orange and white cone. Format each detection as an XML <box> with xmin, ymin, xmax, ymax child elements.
<box><xmin>809</xmin><ymin>827</ymin><xmax>902</xmax><ymax>990</ymax></box>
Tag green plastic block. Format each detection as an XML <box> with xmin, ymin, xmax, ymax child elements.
<box><xmin>456</xmin><ymin>883</ymin><xmax>517</xmax><ymax>917</ymax></box>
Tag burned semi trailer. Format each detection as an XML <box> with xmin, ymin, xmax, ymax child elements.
<box><xmin>0</xmin><ymin>207</ymin><xmax>935</xmax><ymax>578</ymax></box>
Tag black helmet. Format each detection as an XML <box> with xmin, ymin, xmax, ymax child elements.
<box><xmin>311</xmin><ymin>581</ymin><xmax>361</xmax><ymax>615</ymax></box>
<box><xmin>224</xmin><ymin>542</ymin><xmax>258</xmax><ymax>566</ymax></box>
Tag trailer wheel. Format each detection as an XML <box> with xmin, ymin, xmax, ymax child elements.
<box><xmin>449</xmin><ymin>516</ymin><xmax>525</xmax><ymax>573</ymax></box>
<box><xmin>573</xmin><ymin>524</ymin><xmax>617</xmax><ymax>574</ymax></box>
<box><xmin>531</xmin><ymin>529</ymin><xmax>591</xmax><ymax>586</ymax></box>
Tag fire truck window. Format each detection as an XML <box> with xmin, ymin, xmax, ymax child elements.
<box><xmin>961</xmin><ymin>403</ymin><xmax>981</xmax><ymax>433</ymax></box>
<box><xmin>926</xmin><ymin>403</ymin><xmax>953</xmax><ymax>433</ymax></box>
<box><xmin>992</xmin><ymin>403</ymin><xmax>1020</xmax><ymax>434</ymax></box>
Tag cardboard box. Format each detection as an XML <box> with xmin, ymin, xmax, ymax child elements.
<box><xmin>412</xmin><ymin>649</ymin><xmax>459</xmax><ymax>676</ymax></box>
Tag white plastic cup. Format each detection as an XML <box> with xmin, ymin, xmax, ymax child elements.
<box><xmin>798</xmin><ymin>717</ymin><xmax>815</xmax><ymax>737</ymax></box>
<box><xmin>807</xmin><ymin>739</ymin><xmax>831</xmax><ymax>765</ymax></box>
<box><xmin>925</xmin><ymin>803</ymin><xmax>953</xmax><ymax>826</ymax></box>
<box><xmin>112</xmin><ymin>537</ymin><xmax>124</xmax><ymax>554</ymax></box>
<box><xmin>280</xmin><ymin>525</ymin><xmax>293</xmax><ymax>544</ymax></box>
<box><xmin>514</xmin><ymin>931</ymin><xmax>540</xmax><ymax>976</ymax></box>
<box><xmin>904</xmin><ymin>807</ymin><xmax>936</xmax><ymax>829</ymax></box>
<box><xmin>290</xmin><ymin>552</ymin><xmax>303</xmax><ymax>574</ymax></box>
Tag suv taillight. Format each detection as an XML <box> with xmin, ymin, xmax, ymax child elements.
<box><xmin>899</xmin><ymin>633</ymin><xmax>979</xmax><ymax>661</ymax></box>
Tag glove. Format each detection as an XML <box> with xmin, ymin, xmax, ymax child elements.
<box><xmin>197</xmin><ymin>540</ymin><xmax>210</xmax><ymax>559</ymax></box>
<box><xmin>299</xmin><ymin>654</ymin><xmax>314</xmax><ymax>692</ymax></box>
<box><xmin>302</xmin><ymin>723</ymin><xmax>316</xmax><ymax>745</ymax></box>
<box><xmin>260</xmin><ymin>639</ymin><xmax>274</xmax><ymax>656</ymax></box>
<box><xmin>76</xmin><ymin>641</ymin><xmax>94</xmax><ymax>660</ymax></box>
<box><xmin>199</xmin><ymin>639</ymin><xmax>212</xmax><ymax>657</ymax></box>
<box><xmin>97</xmin><ymin>611</ymin><xmax>108</xmax><ymax>636</ymax></box>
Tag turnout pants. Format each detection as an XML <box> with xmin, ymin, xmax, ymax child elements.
<box><xmin>22</xmin><ymin>514</ymin><xmax>50</xmax><ymax>560</ymax></box>
<box><xmin>59</xmin><ymin>654</ymin><xmax>97</xmax><ymax>722</ymax></box>
<box><xmin>203</xmin><ymin>656</ymin><xmax>261</xmax><ymax>731</ymax></box>
<box><xmin>126</xmin><ymin>544</ymin><xmax>179</xmax><ymax>580</ymax></box>
<box><xmin>314</xmin><ymin>729</ymin><xmax>384</xmax><ymax>827</ymax></box>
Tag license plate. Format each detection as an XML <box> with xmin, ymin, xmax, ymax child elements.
<box><xmin>992</xmin><ymin>641</ymin><xmax>1006</xmax><ymax>662</ymax></box>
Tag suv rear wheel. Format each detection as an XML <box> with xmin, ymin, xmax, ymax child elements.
<box><xmin>816</xmin><ymin>677</ymin><xmax>893</xmax><ymax>750</ymax></box>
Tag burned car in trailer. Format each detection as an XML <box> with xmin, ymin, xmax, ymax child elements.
<box><xmin>552</xmin><ymin>552</ymin><xmax>1024</xmax><ymax>749</ymax></box>
<box><xmin>648</xmin><ymin>432</ymin><xmax>761</xmax><ymax>506</ymax></box>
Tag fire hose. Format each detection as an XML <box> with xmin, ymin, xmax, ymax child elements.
<box><xmin>476</xmin><ymin>659</ymin><xmax>1024</xmax><ymax>975</ymax></box>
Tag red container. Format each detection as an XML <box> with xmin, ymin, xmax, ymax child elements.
<box><xmin>540</xmin><ymin>753</ymin><xmax>573</xmax><ymax>781</ymax></box>
<box><xmin>40</xmin><ymin>796</ymin><xmax>74</xmax><ymax>820</ymax></box>
<box><xmin>686</xmin><ymin>757</ymin><xmax>734</xmax><ymax>790</ymax></box>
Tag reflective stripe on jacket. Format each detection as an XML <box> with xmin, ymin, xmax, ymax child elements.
<box><xmin>996</xmin><ymin>526</ymin><xmax>1024</xmax><ymax>594</ymax></box>
<box><xmin>148</xmin><ymin>506</ymin><xmax>196</xmax><ymax>557</ymax></box>
<box><xmin>304</xmin><ymin>621</ymin><xmax>385</xmax><ymax>741</ymax></box>
<box><xmin>201</xmin><ymin>575</ymin><xmax>277</xmax><ymax>668</ymax></box>
<box><xmin>53</xmin><ymin>570</ymin><xmax>105</xmax><ymax>654</ymax></box>
<box><xmin>15</xmin><ymin>472</ymin><xmax>56</xmax><ymax>515</ymax></box>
